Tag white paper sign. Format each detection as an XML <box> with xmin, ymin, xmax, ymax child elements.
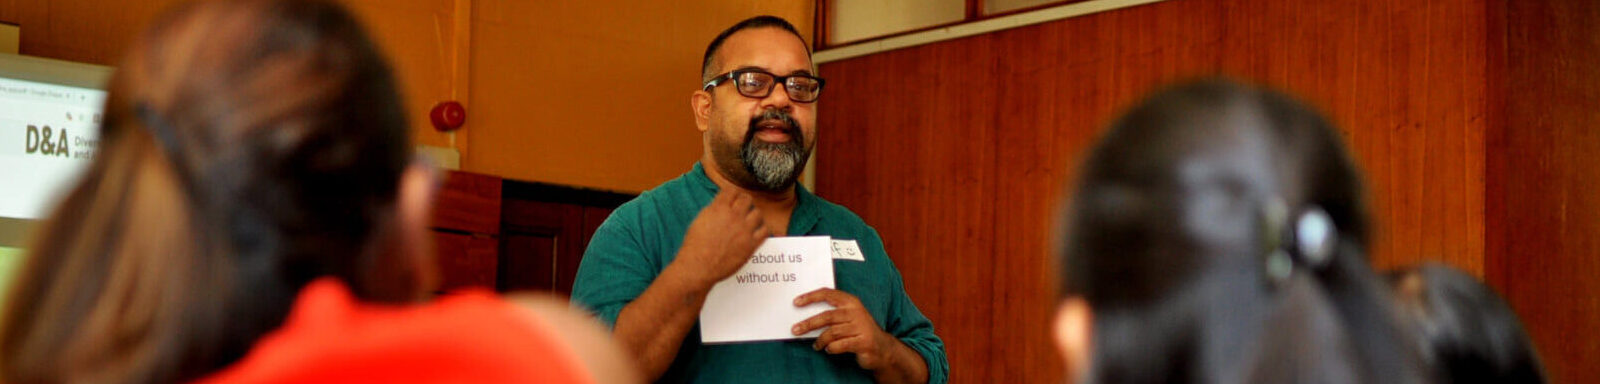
<box><xmin>700</xmin><ymin>236</ymin><xmax>836</xmax><ymax>343</ymax></box>
<box><xmin>830</xmin><ymin>239</ymin><xmax>865</xmax><ymax>262</ymax></box>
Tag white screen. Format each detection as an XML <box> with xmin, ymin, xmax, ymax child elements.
<box><xmin>0</xmin><ymin>76</ymin><xmax>104</xmax><ymax>220</ymax></box>
<box><xmin>0</xmin><ymin>53</ymin><xmax>110</xmax><ymax>294</ymax></box>
<box><xmin>0</xmin><ymin>53</ymin><xmax>110</xmax><ymax>252</ymax></box>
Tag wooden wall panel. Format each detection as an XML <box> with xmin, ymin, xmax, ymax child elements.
<box><xmin>1490</xmin><ymin>0</ymin><xmax>1600</xmax><ymax>382</ymax></box>
<box><xmin>434</xmin><ymin>231</ymin><xmax>498</xmax><ymax>290</ymax></box>
<box><xmin>431</xmin><ymin>170</ymin><xmax>502</xmax><ymax>291</ymax></box>
<box><xmin>817</xmin><ymin>0</ymin><xmax>1491</xmax><ymax>382</ymax></box>
<box><xmin>559</xmin><ymin>206</ymin><xmax>614</xmax><ymax>296</ymax></box>
<box><xmin>433</xmin><ymin>171</ymin><xmax>503</xmax><ymax>235</ymax></box>
<box><xmin>499</xmin><ymin>200</ymin><xmax>580</xmax><ymax>292</ymax></box>
<box><xmin>820</xmin><ymin>33</ymin><xmax>1003</xmax><ymax>380</ymax></box>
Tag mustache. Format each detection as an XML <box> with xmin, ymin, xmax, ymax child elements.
<box><xmin>745</xmin><ymin>109</ymin><xmax>801</xmax><ymax>143</ymax></box>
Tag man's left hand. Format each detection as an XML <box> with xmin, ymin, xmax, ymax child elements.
<box><xmin>791</xmin><ymin>288</ymin><xmax>899</xmax><ymax>370</ymax></box>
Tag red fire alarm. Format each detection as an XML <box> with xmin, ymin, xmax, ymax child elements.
<box><xmin>430</xmin><ymin>101</ymin><xmax>467</xmax><ymax>132</ymax></box>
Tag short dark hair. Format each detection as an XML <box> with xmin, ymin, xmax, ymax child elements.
<box><xmin>701</xmin><ymin>15</ymin><xmax>809</xmax><ymax>83</ymax></box>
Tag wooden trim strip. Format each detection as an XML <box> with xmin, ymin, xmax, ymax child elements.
<box><xmin>814</xmin><ymin>0</ymin><xmax>1167</xmax><ymax>64</ymax></box>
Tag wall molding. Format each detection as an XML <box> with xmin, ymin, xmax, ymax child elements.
<box><xmin>815</xmin><ymin>0</ymin><xmax>1167</xmax><ymax>64</ymax></box>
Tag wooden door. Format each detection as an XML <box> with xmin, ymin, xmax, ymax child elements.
<box><xmin>431</xmin><ymin>171</ymin><xmax>502</xmax><ymax>291</ymax></box>
<box><xmin>498</xmin><ymin>181</ymin><xmax>630</xmax><ymax>295</ymax></box>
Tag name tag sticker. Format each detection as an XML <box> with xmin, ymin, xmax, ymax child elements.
<box><xmin>831</xmin><ymin>239</ymin><xmax>865</xmax><ymax>262</ymax></box>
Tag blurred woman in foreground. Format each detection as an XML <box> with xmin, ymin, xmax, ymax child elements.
<box><xmin>0</xmin><ymin>0</ymin><xmax>633</xmax><ymax>382</ymax></box>
<box><xmin>1052</xmin><ymin>80</ymin><xmax>1429</xmax><ymax>383</ymax></box>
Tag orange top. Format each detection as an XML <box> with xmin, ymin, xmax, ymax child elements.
<box><xmin>195</xmin><ymin>278</ymin><xmax>594</xmax><ymax>384</ymax></box>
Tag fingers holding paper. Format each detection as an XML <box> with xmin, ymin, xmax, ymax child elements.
<box><xmin>791</xmin><ymin>288</ymin><xmax>898</xmax><ymax>370</ymax></box>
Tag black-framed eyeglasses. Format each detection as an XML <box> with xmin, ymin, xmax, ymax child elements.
<box><xmin>702</xmin><ymin>69</ymin><xmax>826</xmax><ymax>103</ymax></box>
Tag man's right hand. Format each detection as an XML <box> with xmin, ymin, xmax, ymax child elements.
<box><xmin>675</xmin><ymin>189</ymin><xmax>769</xmax><ymax>285</ymax></box>
<box><xmin>612</xmin><ymin>189</ymin><xmax>770</xmax><ymax>381</ymax></box>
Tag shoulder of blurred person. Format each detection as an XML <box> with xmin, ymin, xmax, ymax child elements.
<box><xmin>192</xmin><ymin>278</ymin><xmax>635</xmax><ymax>384</ymax></box>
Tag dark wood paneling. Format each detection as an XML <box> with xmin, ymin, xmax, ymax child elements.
<box><xmin>817</xmin><ymin>0</ymin><xmax>1492</xmax><ymax>382</ymax></box>
<box><xmin>500</xmin><ymin>200</ymin><xmax>579</xmax><ymax>292</ymax></box>
<box><xmin>549</xmin><ymin>204</ymin><xmax>584</xmax><ymax>295</ymax></box>
<box><xmin>431</xmin><ymin>171</ymin><xmax>503</xmax><ymax>292</ymax></box>
<box><xmin>433</xmin><ymin>231</ymin><xmax>498</xmax><ymax>290</ymax></box>
<box><xmin>496</xmin><ymin>181</ymin><xmax>632</xmax><ymax>295</ymax></box>
<box><xmin>498</xmin><ymin>230</ymin><xmax>558</xmax><ymax>291</ymax></box>
<box><xmin>561</xmin><ymin>206</ymin><xmax>615</xmax><ymax>296</ymax></box>
<box><xmin>1489</xmin><ymin>0</ymin><xmax>1600</xmax><ymax>382</ymax></box>
<box><xmin>433</xmin><ymin>171</ymin><xmax>503</xmax><ymax>235</ymax></box>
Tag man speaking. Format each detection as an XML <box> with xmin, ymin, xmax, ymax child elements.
<box><xmin>570</xmin><ymin>16</ymin><xmax>948</xmax><ymax>384</ymax></box>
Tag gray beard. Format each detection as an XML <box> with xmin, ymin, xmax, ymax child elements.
<box><xmin>741</xmin><ymin>139</ymin><xmax>808</xmax><ymax>191</ymax></box>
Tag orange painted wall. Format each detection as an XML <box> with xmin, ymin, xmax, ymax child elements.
<box><xmin>0</xmin><ymin>0</ymin><xmax>459</xmax><ymax>149</ymax></box>
<box><xmin>0</xmin><ymin>0</ymin><xmax>180</xmax><ymax>62</ymax></box>
<box><xmin>1</xmin><ymin>0</ymin><xmax>809</xmax><ymax>192</ymax></box>
<box><xmin>335</xmin><ymin>0</ymin><xmax>458</xmax><ymax>150</ymax></box>
<box><xmin>461</xmin><ymin>0</ymin><xmax>812</xmax><ymax>193</ymax></box>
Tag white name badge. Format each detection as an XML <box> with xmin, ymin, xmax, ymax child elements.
<box><xmin>831</xmin><ymin>239</ymin><xmax>866</xmax><ymax>262</ymax></box>
<box><xmin>700</xmin><ymin>236</ymin><xmax>836</xmax><ymax>343</ymax></box>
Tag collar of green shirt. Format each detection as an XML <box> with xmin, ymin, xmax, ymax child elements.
<box><xmin>689</xmin><ymin>161</ymin><xmax>823</xmax><ymax>236</ymax></box>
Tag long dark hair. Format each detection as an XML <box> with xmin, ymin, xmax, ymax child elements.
<box><xmin>0</xmin><ymin>0</ymin><xmax>420</xmax><ymax>382</ymax></box>
<box><xmin>1059</xmin><ymin>79</ymin><xmax>1428</xmax><ymax>383</ymax></box>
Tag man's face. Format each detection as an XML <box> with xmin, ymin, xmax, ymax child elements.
<box><xmin>700</xmin><ymin>27</ymin><xmax>818</xmax><ymax>192</ymax></box>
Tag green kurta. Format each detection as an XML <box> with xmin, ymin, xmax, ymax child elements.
<box><xmin>571</xmin><ymin>162</ymin><xmax>949</xmax><ymax>384</ymax></box>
